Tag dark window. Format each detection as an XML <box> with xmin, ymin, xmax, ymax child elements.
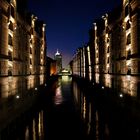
<box><xmin>8</xmin><ymin>70</ymin><xmax>12</xmax><ymax>76</ymax></box>
<box><xmin>125</xmin><ymin>5</ymin><xmax>129</xmax><ymax>17</ymax></box>
<box><xmin>107</xmin><ymin>58</ymin><xmax>109</xmax><ymax>63</ymax></box>
<box><xmin>8</xmin><ymin>34</ymin><xmax>13</xmax><ymax>46</ymax></box>
<box><xmin>107</xmin><ymin>46</ymin><xmax>109</xmax><ymax>53</ymax></box>
<box><xmin>8</xmin><ymin>51</ymin><xmax>12</xmax><ymax>61</ymax></box>
<box><xmin>127</xmin><ymin>50</ymin><xmax>131</xmax><ymax>59</ymax></box>
<box><xmin>107</xmin><ymin>38</ymin><xmax>110</xmax><ymax>43</ymax></box>
<box><xmin>30</xmin><ymin>59</ymin><xmax>32</xmax><ymax>64</ymax></box>
<box><xmin>128</xmin><ymin>49</ymin><xmax>131</xmax><ymax>55</ymax></box>
<box><xmin>127</xmin><ymin>33</ymin><xmax>131</xmax><ymax>45</ymax></box>
<box><xmin>9</xmin><ymin>21</ymin><xmax>13</xmax><ymax>31</ymax></box>
<box><xmin>127</xmin><ymin>68</ymin><xmax>131</xmax><ymax>75</ymax></box>
<box><xmin>138</xmin><ymin>62</ymin><xmax>140</xmax><ymax>73</ymax></box>
<box><xmin>11</xmin><ymin>5</ymin><xmax>15</xmax><ymax>18</ymax></box>
<box><xmin>126</xmin><ymin>20</ymin><xmax>131</xmax><ymax>30</ymax></box>
<box><xmin>30</xmin><ymin>48</ymin><xmax>32</xmax><ymax>54</ymax></box>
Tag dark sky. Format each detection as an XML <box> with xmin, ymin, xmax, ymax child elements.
<box><xmin>28</xmin><ymin>0</ymin><xmax>121</xmax><ymax>68</ymax></box>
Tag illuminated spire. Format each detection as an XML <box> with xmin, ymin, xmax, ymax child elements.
<box><xmin>55</xmin><ymin>49</ymin><xmax>60</xmax><ymax>55</ymax></box>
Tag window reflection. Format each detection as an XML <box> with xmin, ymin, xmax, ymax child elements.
<box><xmin>24</xmin><ymin>111</ymin><xmax>44</xmax><ymax>140</ymax></box>
<box><xmin>38</xmin><ymin>111</ymin><xmax>44</xmax><ymax>137</ymax></box>
<box><xmin>95</xmin><ymin>111</ymin><xmax>99</xmax><ymax>140</ymax></box>
<box><xmin>25</xmin><ymin>126</ymin><xmax>29</xmax><ymax>140</ymax></box>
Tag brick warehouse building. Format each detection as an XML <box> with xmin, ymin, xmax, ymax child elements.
<box><xmin>0</xmin><ymin>0</ymin><xmax>47</xmax><ymax>99</ymax></box>
<box><xmin>71</xmin><ymin>0</ymin><xmax>140</xmax><ymax>97</ymax></box>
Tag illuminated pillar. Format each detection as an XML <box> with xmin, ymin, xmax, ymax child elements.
<box><xmin>40</xmin><ymin>24</ymin><xmax>46</xmax><ymax>75</ymax></box>
<box><xmin>83</xmin><ymin>47</ymin><xmax>86</xmax><ymax>78</ymax></box>
<box><xmin>87</xmin><ymin>46</ymin><xmax>92</xmax><ymax>80</ymax></box>
<box><xmin>123</xmin><ymin>0</ymin><xmax>132</xmax><ymax>75</ymax></box>
<box><xmin>30</xmin><ymin>15</ymin><xmax>37</xmax><ymax>75</ymax></box>
<box><xmin>7</xmin><ymin>1</ymin><xmax>17</xmax><ymax>95</ymax></box>
<box><xmin>40</xmin><ymin>23</ymin><xmax>46</xmax><ymax>85</ymax></box>
<box><xmin>94</xmin><ymin>23</ymin><xmax>99</xmax><ymax>83</ymax></box>
<box><xmin>102</xmin><ymin>14</ymin><xmax>110</xmax><ymax>74</ymax></box>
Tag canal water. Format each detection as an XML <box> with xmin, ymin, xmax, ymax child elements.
<box><xmin>1</xmin><ymin>75</ymin><xmax>140</xmax><ymax>140</ymax></box>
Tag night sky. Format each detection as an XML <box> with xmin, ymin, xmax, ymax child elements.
<box><xmin>28</xmin><ymin>0</ymin><xmax>121</xmax><ymax>68</ymax></box>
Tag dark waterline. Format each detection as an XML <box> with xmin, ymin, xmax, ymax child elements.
<box><xmin>1</xmin><ymin>76</ymin><xmax>140</xmax><ymax>140</ymax></box>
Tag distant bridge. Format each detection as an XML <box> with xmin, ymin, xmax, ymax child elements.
<box><xmin>59</xmin><ymin>69</ymin><xmax>72</xmax><ymax>76</ymax></box>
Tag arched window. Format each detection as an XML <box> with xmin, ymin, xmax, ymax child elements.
<box><xmin>126</xmin><ymin>20</ymin><xmax>131</xmax><ymax>30</ymax></box>
<box><xmin>125</xmin><ymin>4</ymin><xmax>129</xmax><ymax>17</ymax></box>
<box><xmin>8</xmin><ymin>51</ymin><xmax>12</xmax><ymax>60</ymax></box>
<box><xmin>11</xmin><ymin>5</ymin><xmax>15</xmax><ymax>18</ymax></box>
<box><xmin>127</xmin><ymin>33</ymin><xmax>131</xmax><ymax>45</ymax></box>
<box><xmin>127</xmin><ymin>68</ymin><xmax>131</xmax><ymax>75</ymax></box>
<box><xmin>8</xmin><ymin>34</ymin><xmax>13</xmax><ymax>46</ymax></box>
<box><xmin>9</xmin><ymin>21</ymin><xmax>13</xmax><ymax>31</ymax></box>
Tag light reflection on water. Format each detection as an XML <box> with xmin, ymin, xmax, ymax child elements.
<box><xmin>54</xmin><ymin>86</ymin><xmax>63</xmax><ymax>105</ymax></box>
<box><xmin>95</xmin><ymin>111</ymin><xmax>99</xmax><ymax>140</ymax></box>
<box><xmin>38</xmin><ymin>111</ymin><xmax>44</xmax><ymax>137</ymax></box>
<box><xmin>72</xmin><ymin>79</ymin><xmax>140</xmax><ymax>140</ymax></box>
<box><xmin>62</xmin><ymin>75</ymin><xmax>70</xmax><ymax>82</ymax></box>
<box><xmin>33</xmin><ymin>119</ymin><xmax>36</xmax><ymax>140</ymax></box>
<box><xmin>0</xmin><ymin>76</ymin><xmax>73</xmax><ymax>139</ymax></box>
<box><xmin>2</xmin><ymin>76</ymin><xmax>140</xmax><ymax>140</ymax></box>
<box><xmin>87</xmin><ymin>103</ymin><xmax>91</xmax><ymax>135</ymax></box>
<box><xmin>53</xmin><ymin>76</ymin><xmax>72</xmax><ymax>105</ymax></box>
<box><xmin>24</xmin><ymin>110</ymin><xmax>44</xmax><ymax>140</ymax></box>
<box><xmin>25</xmin><ymin>126</ymin><xmax>29</xmax><ymax>140</ymax></box>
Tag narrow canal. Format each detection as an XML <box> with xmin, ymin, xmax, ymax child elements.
<box><xmin>1</xmin><ymin>75</ymin><xmax>140</xmax><ymax>140</ymax></box>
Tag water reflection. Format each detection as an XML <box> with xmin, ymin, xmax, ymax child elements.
<box><xmin>87</xmin><ymin>103</ymin><xmax>91</xmax><ymax>135</ymax></box>
<box><xmin>2</xmin><ymin>76</ymin><xmax>140</xmax><ymax>140</ymax></box>
<box><xmin>25</xmin><ymin>126</ymin><xmax>29</xmax><ymax>140</ymax></box>
<box><xmin>61</xmin><ymin>75</ymin><xmax>70</xmax><ymax>82</ymax></box>
<box><xmin>54</xmin><ymin>85</ymin><xmax>63</xmax><ymax>105</ymax></box>
<box><xmin>38</xmin><ymin>111</ymin><xmax>44</xmax><ymax>137</ymax></box>
<box><xmin>24</xmin><ymin>111</ymin><xmax>44</xmax><ymax>140</ymax></box>
<box><xmin>72</xmin><ymin>79</ymin><xmax>140</xmax><ymax>140</ymax></box>
<box><xmin>0</xmin><ymin>76</ymin><xmax>74</xmax><ymax>140</ymax></box>
<box><xmin>95</xmin><ymin>111</ymin><xmax>99</xmax><ymax>140</ymax></box>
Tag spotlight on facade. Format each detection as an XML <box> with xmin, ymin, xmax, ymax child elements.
<box><xmin>119</xmin><ymin>94</ymin><xmax>123</xmax><ymax>98</ymax></box>
<box><xmin>16</xmin><ymin>95</ymin><xmax>20</xmax><ymax>99</ymax></box>
<box><xmin>35</xmin><ymin>87</ymin><xmax>38</xmax><ymax>91</ymax></box>
<box><xmin>93</xmin><ymin>82</ymin><xmax>94</xmax><ymax>85</ymax></box>
<box><xmin>45</xmin><ymin>83</ymin><xmax>47</xmax><ymax>87</ymax></box>
<box><xmin>102</xmin><ymin>86</ymin><xmax>104</xmax><ymax>89</ymax></box>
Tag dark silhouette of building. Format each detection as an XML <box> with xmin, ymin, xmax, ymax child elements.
<box><xmin>46</xmin><ymin>57</ymin><xmax>57</xmax><ymax>77</ymax></box>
